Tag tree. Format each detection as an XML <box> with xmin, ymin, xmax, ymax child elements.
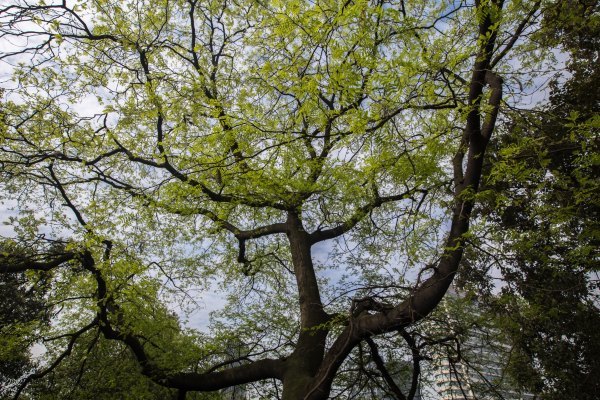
<box><xmin>0</xmin><ymin>0</ymin><xmax>560</xmax><ymax>398</ymax></box>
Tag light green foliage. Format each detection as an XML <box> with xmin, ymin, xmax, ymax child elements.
<box><xmin>28</xmin><ymin>335</ymin><xmax>204</xmax><ymax>400</ymax></box>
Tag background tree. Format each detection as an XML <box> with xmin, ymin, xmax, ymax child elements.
<box><xmin>458</xmin><ymin>0</ymin><xmax>600</xmax><ymax>398</ymax></box>
<box><xmin>0</xmin><ymin>240</ymin><xmax>52</xmax><ymax>397</ymax></box>
<box><xmin>0</xmin><ymin>0</ymin><xmax>562</xmax><ymax>399</ymax></box>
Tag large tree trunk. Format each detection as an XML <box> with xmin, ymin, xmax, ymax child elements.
<box><xmin>282</xmin><ymin>211</ymin><xmax>330</xmax><ymax>399</ymax></box>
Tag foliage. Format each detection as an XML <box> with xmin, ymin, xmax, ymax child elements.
<box><xmin>0</xmin><ymin>0</ymin><xmax>582</xmax><ymax>399</ymax></box>
<box><xmin>26</xmin><ymin>334</ymin><xmax>231</xmax><ymax>400</ymax></box>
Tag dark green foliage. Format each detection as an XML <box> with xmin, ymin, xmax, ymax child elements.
<box><xmin>0</xmin><ymin>256</ymin><xmax>50</xmax><ymax>392</ymax></box>
<box><xmin>459</xmin><ymin>2</ymin><xmax>600</xmax><ymax>398</ymax></box>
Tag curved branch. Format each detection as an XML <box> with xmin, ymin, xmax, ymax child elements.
<box><xmin>490</xmin><ymin>1</ymin><xmax>542</xmax><ymax>69</ymax></box>
<box><xmin>48</xmin><ymin>163</ymin><xmax>87</xmax><ymax>227</ymax></box>
<box><xmin>399</xmin><ymin>330</ymin><xmax>422</xmax><ymax>400</ymax></box>
<box><xmin>303</xmin><ymin>1</ymin><xmax>505</xmax><ymax>397</ymax></box>
<box><xmin>310</xmin><ymin>189</ymin><xmax>427</xmax><ymax>243</ymax></box>
<box><xmin>113</xmin><ymin>137</ymin><xmax>289</xmax><ymax>210</ymax></box>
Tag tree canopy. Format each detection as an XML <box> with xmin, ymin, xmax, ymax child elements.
<box><xmin>0</xmin><ymin>0</ymin><xmax>596</xmax><ymax>399</ymax></box>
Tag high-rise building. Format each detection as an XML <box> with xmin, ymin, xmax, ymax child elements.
<box><xmin>431</xmin><ymin>289</ymin><xmax>533</xmax><ymax>400</ymax></box>
<box><xmin>220</xmin><ymin>340</ymin><xmax>248</xmax><ymax>400</ymax></box>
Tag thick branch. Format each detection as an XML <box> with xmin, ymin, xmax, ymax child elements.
<box><xmin>167</xmin><ymin>358</ymin><xmax>284</xmax><ymax>391</ymax></box>
<box><xmin>0</xmin><ymin>252</ymin><xmax>77</xmax><ymax>273</ymax></box>
<box><xmin>286</xmin><ymin>212</ymin><xmax>327</xmax><ymax>328</ymax></box>
<box><xmin>79</xmin><ymin>250</ymin><xmax>284</xmax><ymax>393</ymax></box>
